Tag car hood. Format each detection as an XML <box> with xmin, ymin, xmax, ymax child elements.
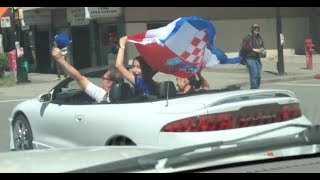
<box><xmin>0</xmin><ymin>146</ymin><xmax>164</xmax><ymax>173</ymax></box>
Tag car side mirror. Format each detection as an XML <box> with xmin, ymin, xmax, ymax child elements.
<box><xmin>38</xmin><ymin>93</ymin><xmax>52</xmax><ymax>103</ymax></box>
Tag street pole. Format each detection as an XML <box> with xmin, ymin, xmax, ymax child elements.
<box><xmin>276</xmin><ymin>7</ymin><xmax>285</xmax><ymax>75</ymax></box>
<box><xmin>14</xmin><ymin>8</ymin><xmax>22</xmax><ymax>83</ymax></box>
<box><xmin>9</xmin><ymin>7</ymin><xmax>19</xmax><ymax>82</ymax></box>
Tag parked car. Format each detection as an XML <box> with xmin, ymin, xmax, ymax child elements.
<box><xmin>9</xmin><ymin>66</ymin><xmax>313</xmax><ymax>152</ymax></box>
<box><xmin>1</xmin><ymin>124</ymin><xmax>320</xmax><ymax>173</ymax></box>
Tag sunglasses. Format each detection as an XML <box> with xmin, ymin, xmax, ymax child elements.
<box><xmin>101</xmin><ymin>76</ymin><xmax>111</xmax><ymax>80</ymax></box>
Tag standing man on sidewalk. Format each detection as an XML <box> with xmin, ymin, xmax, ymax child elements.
<box><xmin>240</xmin><ymin>24</ymin><xmax>266</xmax><ymax>89</ymax></box>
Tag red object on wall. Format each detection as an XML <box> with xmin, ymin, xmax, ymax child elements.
<box><xmin>17</xmin><ymin>47</ymin><xmax>24</xmax><ymax>58</ymax></box>
<box><xmin>304</xmin><ymin>39</ymin><xmax>315</xmax><ymax>69</ymax></box>
<box><xmin>0</xmin><ymin>7</ymin><xmax>9</xmax><ymax>17</ymax></box>
<box><xmin>102</xmin><ymin>32</ymin><xmax>117</xmax><ymax>46</ymax></box>
<box><xmin>7</xmin><ymin>49</ymin><xmax>17</xmax><ymax>71</ymax></box>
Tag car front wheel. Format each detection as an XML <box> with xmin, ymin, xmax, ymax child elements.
<box><xmin>12</xmin><ymin>115</ymin><xmax>34</xmax><ymax>150</ymax></box>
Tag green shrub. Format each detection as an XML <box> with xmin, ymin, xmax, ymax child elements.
<box><xmin>0</xmin><ymin>53</ymin><xmax>8</xmax><ymax>70</ymax></box>
<box><xmin>0</xmin><ymin>74</ymin><xmax>16</xmax><ymax>87</ymax></box>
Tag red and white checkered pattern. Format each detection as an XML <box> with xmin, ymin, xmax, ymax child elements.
<box><xmin>181</xmin><ymin>29</ymin><xmax>208</xmax><ymax>63</ymax></box>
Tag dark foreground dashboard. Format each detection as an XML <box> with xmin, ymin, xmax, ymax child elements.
<box><xmin>197</xmin><ymin>153</ymin><xmax>320</xmax><ymax>173</ymax></box>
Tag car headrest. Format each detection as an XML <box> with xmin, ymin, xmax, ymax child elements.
<box><xmin>158</xmin><ymin>81</ymin><xmax>177</xmax><ymax>98</ymax></box>
<box><xmin>110</xmin><ymin>82</ymin><xmax>133</xmax><ymax>102</ymax></box>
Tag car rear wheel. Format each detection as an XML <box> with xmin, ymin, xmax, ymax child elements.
<box><xmin>108</xmin><ymin>136</ymin><xmax>135</xmax><ymax>146</ymax></box>
<box><xmin>12</xmin><ymin>115</ymin><xmax>34</xmax><ymax>150</ymax></box>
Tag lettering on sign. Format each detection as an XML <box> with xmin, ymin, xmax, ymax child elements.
<box><xmin>86</xmin><ymin>7</ymin><xmax>121</xmax><ymax>19</ymax></box>
<box><xmin>67</xmin><ymin>7</ymin><xmax>89</xmax><ymax>26</ymax></box>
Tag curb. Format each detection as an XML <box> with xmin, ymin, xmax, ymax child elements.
<box><xmin>232</xmin><ymin>74</ymin><xmax>316</xmax><ymax>87</ymax></box>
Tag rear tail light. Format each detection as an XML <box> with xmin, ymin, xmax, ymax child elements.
<box><xmin>280</xmin><ymin>103</ymin><xmax>301</xmax><ymax>121</ymax></box>
<box><xmin>161</xmin><ymin>103</ymin><xmax>302</xmax><ymax>132</ymax></box>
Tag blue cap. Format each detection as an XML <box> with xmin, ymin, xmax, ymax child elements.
<box><xmin>54</xmin><ymin>33</ymin><xmax>72</xmax><ymax>49</ymax></box>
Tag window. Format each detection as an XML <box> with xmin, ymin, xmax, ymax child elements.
<box><xmin>147</xmin><ymin>22</ymin><xmax>168</xmax><ymax>30</ymax></box>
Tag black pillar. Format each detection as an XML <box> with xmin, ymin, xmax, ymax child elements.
<box><xmin>276</xmin><ymin>7</ymin><xmax>285</xmax><ymax>75</ymax></box>
<box><xmin>13</xmin><ymin>8</ymin><xmax>23</xmax><ymax>83</ymax></box>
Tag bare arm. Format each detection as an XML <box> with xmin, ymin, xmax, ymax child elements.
<box><xmin>115</xmin><ymin>36</ymin><xmax>135</xmax><ymax>85</ymax></box>
<box><xmin>51</xmin><ymin>47</ymin><xmax>90</xmax><ymax>90</ymax></box>
<box><xmin>197</xmin><ymin>72</ymin><xmax>210</xmax><ymax>90</ymax></box>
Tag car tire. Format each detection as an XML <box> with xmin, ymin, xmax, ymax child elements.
<box><xmin>12</xmin><ymin>115</ymin><xmax>34</xmax><ymax>150</ymax></box>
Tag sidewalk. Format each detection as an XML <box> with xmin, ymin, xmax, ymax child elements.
<box><xmin>155</xmin><ymin>55</ymin><xmax>320</xmax><ymax>89</ymax></box>
<box><xmin>1</xmin><ymin>55</ymin><xmax>320</xmax><ymax>98</ymax></box>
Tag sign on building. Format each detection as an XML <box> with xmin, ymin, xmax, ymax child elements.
<box><xmin>1</xmin><ymin>16</ymin><xmax>11</xmax><ymax>28</ymax></box>
<box><xmin>23</xmin><ymin>10</ymin><xmax>51</xmax><ymax>26</ymax></box>
<box><xmin>17</xmin><ymin>47</ymin><xmax>24</xmax><ymax>58</ymax></box>
<box><xmin>85</xmin><ymin>7</ymin><xmax>121</xmax><ymax>19</ymax></box>
<box><xmin>67</xmin><ymin>7</ymin><xmax>89</xmax><ymax>26</ymax></box>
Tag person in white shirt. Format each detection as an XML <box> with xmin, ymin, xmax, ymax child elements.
<box><xmin>51</xmin><ymin>47</ymin><xmax>123</xmax><ymax>103</ymax></box>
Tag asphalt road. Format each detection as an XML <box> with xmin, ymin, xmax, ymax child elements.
<box><xmin>0</xmin><ymin>79</ymin><xmax>319</xmax><ymax>152</ymax></box>
<box><xmin>0</xmin><ymin>96</ymin><xmax>29</xmax><ymax>153</ymax></box>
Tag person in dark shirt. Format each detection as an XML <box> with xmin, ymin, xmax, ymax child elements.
<box><xmin>240</xmin><ymin>24</ymin><xmax>266</xmax><ymax>89</ymax></box>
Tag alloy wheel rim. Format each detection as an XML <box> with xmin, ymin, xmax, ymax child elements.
<box><xmin>13</xmin><ymin>120</ymin><xmax>31</xmax><ymax>150</ymax></box>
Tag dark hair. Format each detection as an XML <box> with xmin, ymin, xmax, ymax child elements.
<box><xmin>251</xmin><ymin>24</ymin><xmax>260</xmax><ymax>33</ymax></box>
<box><xmin>133</xmin><ymin>56</ymin><xmax>158</xmax><ymax>93</ymax></box>
<box><xmin>251</xmin><ymin>24</ymin><xmax>260</xmax><ymax>30</ymax></box>
<box><xmin>108</xmin><ymin>68</ymin><xmax>124</xmax><ymax>84</ymax></box>
<box><xmin>133</xmin><ymin>56</ymin><xmax>158</xmax><ymax>78</ymax></box>
<box><xmin>188</xmin><ymin>75</ymin><xmax>202</xmax><ymax>89</ymax></box>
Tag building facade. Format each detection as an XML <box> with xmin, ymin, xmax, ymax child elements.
<box><xmin>2</xmin><ymin>7</ymin><xmax>318</xmax><ymax>73</ymax></box>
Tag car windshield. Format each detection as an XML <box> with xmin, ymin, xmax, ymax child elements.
<box><xmin>70</xmin><ymin>124</ymin><xmax>320</xmax><ymax>173</ymax></box>
<box><xmin>1</xmin><ymin>7</ymin><xmax>320</xmax><ymax>173</ymax></box>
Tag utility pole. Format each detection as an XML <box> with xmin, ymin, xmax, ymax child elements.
<box><xmin>276</xmin><ymin>7</ymin><xmax>285</xmax><ymax>75</ymax></box>
<box><xmin>13</xmin><ymin>7</ymin><xmax>21</xmax><ymax>83</ymax></box>
<box><xmin>13</xmin><ymin>7</ymin><xmax>25</xmax><ymax>83</ymax></box>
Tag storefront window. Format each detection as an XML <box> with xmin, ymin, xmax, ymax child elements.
<box><xmin>147</xmin><ymin>23</ymin><xmax>168</xmax><ymax>30</ymax></box>
<box><xmin>99</xmin><ymin>25</ymin><xmax>118</xmax><ymax>66</ymax></box>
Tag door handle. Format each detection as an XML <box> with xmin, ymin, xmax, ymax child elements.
<box><xmin>75</xmin><ymin>115</ymin><xmax>85</xmax><ymax>123</ymax></box>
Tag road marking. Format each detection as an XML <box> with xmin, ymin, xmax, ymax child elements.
<box><xmin>0</xmin><ymin>99</ymin><xmax>30</xmax><ymax>103</ymax></box>
<box><xmin>272</xmin><ymin>83</ymin><xmax>320</xmax><ymax>87</ymax></box>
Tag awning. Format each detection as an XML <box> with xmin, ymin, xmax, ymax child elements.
<box><xmin>0</xmin><ymin>7</ymin><xmax>9</xmax><ymax>17</ymax></box>
<box><xmin>21</xmin><ymin>7</ymin><xmax>42</xmax><ymax>11</ymax></box>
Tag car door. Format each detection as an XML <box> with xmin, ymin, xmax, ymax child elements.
<box><xmin>33</xmin><ymin>78</ymin><xmax>107</xmax><ymax>148</ymax></box>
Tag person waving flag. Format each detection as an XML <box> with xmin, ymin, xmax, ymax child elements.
<box><xmin>128</xmin><ymin>16</ymin><xmax>240</xmax><ymax>78</ymax></box>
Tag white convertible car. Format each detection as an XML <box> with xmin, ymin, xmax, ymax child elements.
<box><xmin>9</xmin><ymin>66</ymin><xmax>313</xmax><ymax>152</ymax></box>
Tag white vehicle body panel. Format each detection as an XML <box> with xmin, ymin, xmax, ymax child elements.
<box><xmin>0</xmin><ymin>144</ymin><xmax>318</xmax><ymax>173</ymax></box>
<box><xmin>9</xmin><ymin>88</ymin><xmax>312</xmax><ymax>151</ymax></box>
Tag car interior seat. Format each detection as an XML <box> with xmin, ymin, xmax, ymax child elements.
<box><xmin>109</xmin><ymin>82</ymin><xmax>133</xmax><ymax>102</ymax></box>
<box><xmin>158</xmin><ymin>81</ymin><xmax>177</xmax><ymax>99</ymax></box>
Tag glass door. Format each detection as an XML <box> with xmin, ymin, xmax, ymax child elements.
<box><xmin>99</xmin><ymin>25</ymin><xmax>118</xmax><ymax>67</ymax></box>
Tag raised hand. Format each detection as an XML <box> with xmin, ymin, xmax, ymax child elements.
<box><xmin>119</xmin><ymin>36</ymin><xmax>128</xmax><ymax>49</ymax></box>
<box><xmin>51</xmin><ymin>47</ymin><xmax>63</xmax><ymax>61</ymax></box>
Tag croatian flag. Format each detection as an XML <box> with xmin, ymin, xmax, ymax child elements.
<box><xmin>128</xmin><ymin>16</ymin><xmax>240</xmax><ymax>78</ymax></box>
